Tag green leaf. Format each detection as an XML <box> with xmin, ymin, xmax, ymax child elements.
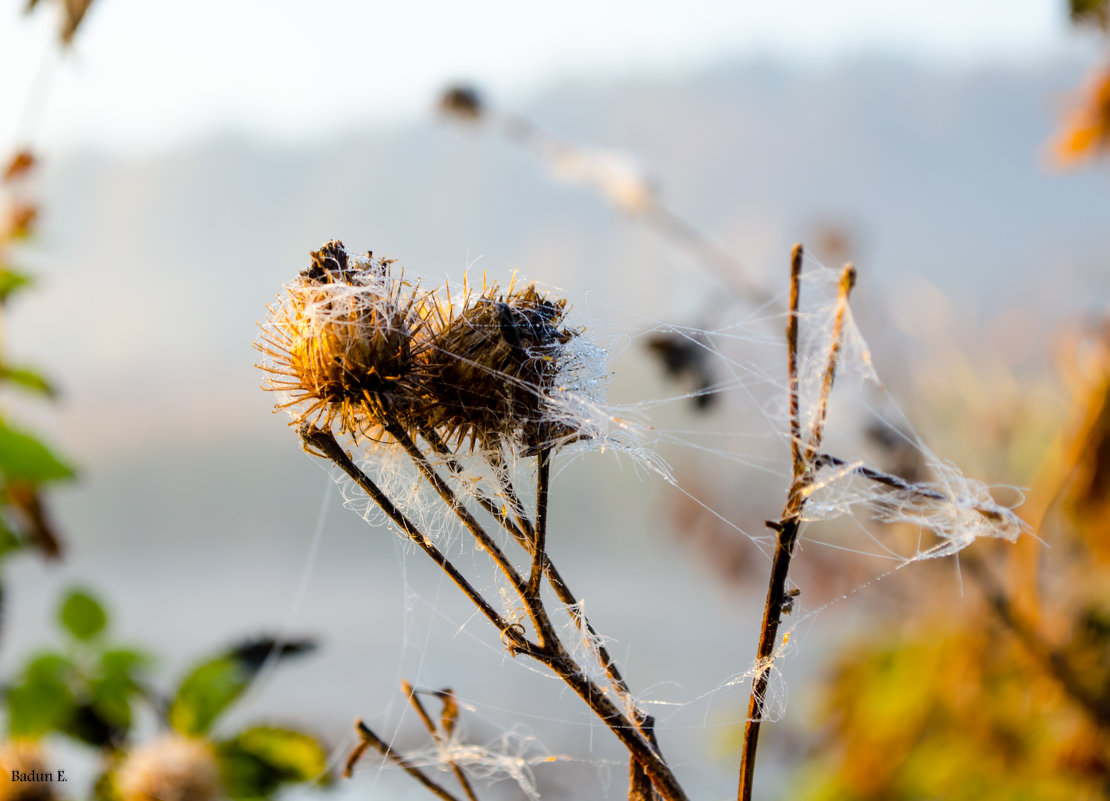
<box><xmin>167</xmin><ymin>637</ymin><xmax>314</xmax><ymax>737</ymax></box>
<box><xmin>99</xmin><ymin>648</ymin><xmax>152</xmax><ymax>681</ymax></box>
<box><xmin>0</xmin><ymin>267</ymin><xmax>32</xmax><ymax>303</ymax></box>
<box><xmin>58</xmin><ymin>588</ymin><xmax>108</xmax><ymax>640</ymax></box>
<box><xmin>0</xmin><ymin>365</ymin><xmax>56</xmax><ymax>397</ymax></box>
<box><xmin>169</xmin><ymin>657</ymin><xmax>246</xmax><ymax>736</ymax></box>
<box><xmin>0</xmin><ymin>421</ymin><xmax>74</xmax><ymax>483</ymax></box>
<box><xmin>234</xmin><ymin>727</ymin><xmax>329</xmax><ymax>783</ymax></box>
<box><xmin>217</xmin><ymin>729</ymin><xmax>330</xmax><ymax>800</ymax></box>
<box><xmin>217</xmin><ymin>741</ymin><xmax>278</xmax><ymax>801</ymax></box>
<box><xmin>7</xmin><ymin>651</ymin><xmax>75</xmax><ymax>737</ymax></box>
<box><xmin>0</xmin><ymin>519</ymin><xmax>23</xmax><ymax>560</ymax></box>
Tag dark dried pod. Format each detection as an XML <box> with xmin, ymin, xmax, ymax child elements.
<box><xmin>438</xmin><ymin>85</ymin><xmax>484</xmax><ymax>121</ymax></box>
<box><xmin>421</xmin><ymin>282</ymin><xmax>577</xmax><ymax>453</ymax></box>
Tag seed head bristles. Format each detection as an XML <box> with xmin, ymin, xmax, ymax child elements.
<box><xmin>256</xmin><ymin>241</ymin><xmax>434</xmax><ymax>442</ymax></box>
<box><xmin>421</xmin><ymin>277</ymin><xmax>583</xmax><ymax>455</ymax></box>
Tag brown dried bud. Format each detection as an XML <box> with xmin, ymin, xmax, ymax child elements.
<box><xmin>439</xmin><ymin>85</ymin><xmax>483</xmax><ymax>121</ymax></box>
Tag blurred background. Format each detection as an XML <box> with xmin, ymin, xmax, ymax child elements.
<box><xmin>1</xmin><ymin>1</ymin><xmax>1109</xmax><ymax>799</ymax></box>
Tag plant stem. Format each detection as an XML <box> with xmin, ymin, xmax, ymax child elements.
<box><xmin>302</xmin><ymin>425</ymin><xmax>685</xmax><ymax>800</ymax></box>
<box><xmin>299</xmin><ymin>425</ymin><xmax>536</xmax><ymax>655</ymax></box>
<box><xmin>737</xmin><ymin>259</ymin><xmax>855</xmax><ymax>801</ymax></box>
<box><xmin>402</xmin><ymin>681</ymin><xmax>481</xmax><ymax>801</ymax></box>
<box><xmin>386</xmin><ymin>422</ymin><xmax>529</xmax><ymax>596</ymax></box>
<box><xmin>786</xmin><ymin>245</ymin><xmax>804</xmax><ymax>476</ymax></box>
<box><xmin>525</xmin><ymin>447</ymin><xmax>550</xmax><ymax>602</ymax></box>
<box><xmin>346</xmin><ymin>719</ymin><xmax>463</xmax><ymax>801</ymax></box>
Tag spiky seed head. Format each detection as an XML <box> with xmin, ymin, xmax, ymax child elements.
<box><xmin>421</xmin><ymin>282</ymin><xmax>578</xmax><ymax>452</ymax></box>
<box><xmin>257</xmin><ymin>241</ymin><xmax>431</xmax><ymax>439</ymax></box>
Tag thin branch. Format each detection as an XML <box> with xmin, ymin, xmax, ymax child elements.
<box><xmin>345</xmin><ymin>719</ymin><xmax>463</xmax><ymax>801</ymax></box>
<box><xmin>485</xmin><ymin>448</ymin><xmax>537</xmax><ymax>540</ymax></box>
<box><xmin>386</xmin><ymin>421</ymin><xmax>529</xmax><ymax>596</ymax></box>
<box><xmin>787</xmin><ymin>244</ymin><xmax>804</xmax><ymax>476</ymax></box>
<box><xmin>525</xmin><ymin>447</ymin><xmax>551</xmax><ymax>602</ymax></box>
<box><xmin>737</xmin><ymin>261</ymin><xmax>856</xmax><ymax>801</ymax></box>
<box><xmin>402</xmin><ymin>681</ymin><xmax>481</xmax><ymax>801</ymax></box>
<box><xmin>534</xmin><ymin>649</ymin><xmax>689</xmax><ymax>801</ymax></box>
<box><xmin>476</xmin><ymin>445</ymin><xmax>638</xmax><ymax>705</ymax></box>
<box><xmin>298</xmin><ymin>424</ymin><xmax>537</xmax><ymax>656</ymax></box>
<box><xmin>812</xmin><ymin>453</ymin><xmax>1007</xmax><ymax>521</ymax></box>
<box><xmin>803</xmin><ymin>264</ymin><xmax>856</xmax><ymax>462</ymax></box>
<box><xmin>303</xmin><ymin>424</ymin><xmax>685</xmax><ymax>800</ymax></box>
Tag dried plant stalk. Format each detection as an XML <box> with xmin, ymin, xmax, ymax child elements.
<box><xmin>737</xmin><ymin>253</ymin><xmax>856</xmax><ymax>801</ymax></box>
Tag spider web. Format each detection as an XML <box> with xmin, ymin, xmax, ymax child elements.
<box><xmin>253</xmin><ymin>241</ymin><xmax>1029</xmax><ymax>800</ymax></box>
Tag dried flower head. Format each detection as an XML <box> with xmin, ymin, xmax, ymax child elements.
<box><xmin>115</xmin><ymin>736</ymin><xmax>220</xmax><ymax>801</ymax></box>
<box><xmin>260</xmin><ymin>242</ymin><xmax>606</xmax><ymax>457</ymax></box>
<box><xmin>422</xmin><ymin>279</ymin><xmax>578</xmax><ymax>453</ymax></box>
<box><xmin>439</xmin><ymin>85</ymin><xmax>484</xmax><ymax>121</ymax></box>
<box><xmin>0</xmin><ymin>741</ymin><xmax>54</xmax><ymax>801</ymax></box>
<box><xmin>257</xmin><ymin>241</ymin><xmax>431</xmax><ymax>439</ymax></box>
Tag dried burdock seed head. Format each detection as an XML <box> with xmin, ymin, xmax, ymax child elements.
<box><xmin>256</xmin><ymin>241</ymin><xmax>431</xmax><ymax>440</ymax></box>
<box><xmin>439</xmin><ymin>85</ymin><xmax>484</xmax><ymax>121</ymax></box>
<box><xmin>115</xmin><ymin>736</ymin><xmax>220</xmax><ymax>801</ymax></box>
<box><xmin>422</xmin><ymin>278</ymin><xmax>580</xmax><ymax>453</ymax></box>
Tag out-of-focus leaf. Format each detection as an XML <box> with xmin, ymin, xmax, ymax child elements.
<box><xmin>6</xmin><ymin>482</ymin><xmax>64</xmax><ymax>559</ymax></box>
<box><xmin>0</xmin><ymin>421</ymin><xmax>74</xmax><ymax>483</ymax></box>
<box><xmin>169</xmin><ymin>636</ymin><xmax>316</xmax><ymax>736</ymax></box>
<box><xmin>5</xmin><ymin>202</ymin><xmax>37</xmax><ymax>240</ymax></box>
<box><xmin>1070</xmin><ymin>0</ymin><xmax>1109</xmax><ymax>29</ymax></box>
<box><xmin>169</xmin><ymin>657</ymin><xmax>245</xmax><ymax>736</ymax></box>
<box><xmin>0</xmin><ymin>519</ymin><xmax>23</xmax><ymax>560</ymax></box>
<box><xmin>1055</xmin><ymin>63</ymin><xmax>1110</xmax><ymax>165</ymax></box>
<box><xmin>70</xmin><ymin>700</ymin><xmax>125</xmax><ymax>748</ymax></box>
<box><xmin>217</xmin><ymin>741</ymin><xmax>277</xmax><ymax>801</ymax></box>
<box><xmin>0</xmin><ymin>267</ymin><xmax>33</xmax><ymax>303</ymax></box>
<box><xmin>86</xmin><ymin>648</ymin><xmax>152</xmax><ymax>741</ymax></box>
<box><xmin>7</xmin><ymin>651</ymin><xmax>75</xmax><ymax>737</ymax></box>
<box><xmin>60</xmin><ymin>0</ymin><xmax>95</xmax><ymax>44</ymax></box>
<box><xmin>228</xmin><ymin>636</ymin><xmax>316</xmax><ymax>671</ymax></box>
<box><xmin>91</xmin><ymin>768</ymin><xmax>119</xmax><ymax>801</ymax></box>
<box><xmin>3</xmin><ymin>151</ymin><xmax>35</xmax><ymax>183</ymax></box>
<box><xmin>23</xmin><ymin>0</ymin><xmax>96</xmax><ymax>45</ymax></box>
<box><xmin>58</xmin><ymin>587</ymin><xmax>108</xmax><ymax>640</ymax></box>
<box><xmin>217</xmin><ymin>728</ymin><xmax>330</xmax><ymax>800</ymax></box>
<box><xmin>0</xmin><ymin>365</ymin><xmax>56</xmax><ymax>397</ymax></box>
<box><xmin>234</xmin><ymin>727</ymin><xmax>329</xmax><ymax>783</ymax></box>
<box><xmin>99</xmin><ymin>648</ymin><xmax>151</xmax><ymax>681</ymax></box>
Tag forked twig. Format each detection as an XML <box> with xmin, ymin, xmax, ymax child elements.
<box><xmin>298</xmin><ymin>424</ymin><xmax>537</xmax><ymax>656</ymax></box>
<box><xmin>345</xmin><ymin>719</ymin><xmax>462</xmax><ymax>801</ymax></box>
<box><xmin>737</xmin><ymin>254</ymin><xmax>856</xmax><ymax>801</ymax></box>
<box><xmin>402</xmin><ymin>681</ymin><xmax>481</xmax><ymax>801</ymax></box>
<box><xmin>429</xmin><ymin>431</ymin><xmax>641</xmax><ymax>711</ymax></box>
<box><xmin>301</xmin><ymin>424</ymin><xmax>687</xmax><ymax>801</ymax></box>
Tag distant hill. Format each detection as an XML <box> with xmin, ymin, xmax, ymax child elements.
<box><xmin>12</xmin><ymin>54</ymin><xmax>1108</xmax><ymax>459</ymax></box>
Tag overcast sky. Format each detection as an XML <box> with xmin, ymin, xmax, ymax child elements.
<box><xmin>0</xmin><ymin>0</ymin><xmax>1102</xmax><ymax>154</ymax></box>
